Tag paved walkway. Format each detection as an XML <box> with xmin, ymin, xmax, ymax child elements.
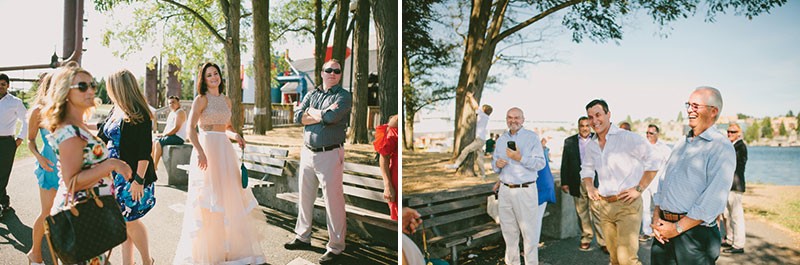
<box><xmin>0</xmin><ymin>157</ymin><xmax>396</xmax><ymax>265</ymax></box>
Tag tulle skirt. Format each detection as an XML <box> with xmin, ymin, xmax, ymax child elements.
<box><xmin>173</xmin><ymin>131</ymin><xmax>266</xmax><ymax>265</ymax></box>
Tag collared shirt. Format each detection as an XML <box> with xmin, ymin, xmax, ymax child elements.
<box><xmin>645</xmin><ymin>140</ymin><xmax>673</xmax><ymax>192</ymax></box>
<box><xmin>578</xmin><ymin>133</ymin><xmax>592</xmax><ymax>162</ymax></box>
<box><xmin>492</xmin><ymin>127</ymin><xmax>546</xmax><ymax>185</ymax></box>
<box><xmin>293</xmin><ymin>85</ymin><xmax>352</xmax><ymax>148</ymax></box>
<box><xmin>0</xmin><ymin>93</ymin><xmax>28</xmax><ymax>139</ymax></box>
<box><xmin>580</xmin><ymin>126</ymin><xmax>659</xmax><ymax>196</ymax></box>
<box><xmin>654</xmin><ymin>127</ymin><xmax>735</xmax><ymax>226</ymax></box>
<box><xmin>475</xmin><ymin>109</ymin><xmax>489</xmax><ymax>140</ymax></box>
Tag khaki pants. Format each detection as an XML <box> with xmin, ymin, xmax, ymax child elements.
<box><xmin>591</xmin><ymin>196</ymin><xmax>643</xmax><ymax>265</ymax></box>
<box><xmin>724</xmin><ymin>191</ymin><xmax>746</xmax><ymax>249</ymax></box>
<box><xmin>295</xmin><ymin>147</ymin><xmax>347</xmax><ymax>254</ymax></box>
<box><xmin>498</xmin><ymin>185</ymin><xmax>539</xmax><ymax>265</ymax></box>
<box><xmin>452</xmin><ymin>138</ymin><xmax>486</xmax><ymax>178</ymax></box>
<box><xmin>575</xmin><ymin>184</ymin><xmax>605</xmax><ymax>246</ymax></box>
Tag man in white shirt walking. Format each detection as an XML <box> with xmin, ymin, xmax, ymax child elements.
<box><xmin>0</xmin><ymin>73</ymin><xmax>28</xmax><ymax>216</ymax></box>
<box><xmin>581</xmin><ymin>99</ymin><xmax>658</xmax><ymax>265</ymax></box>
<box><xmin>446</xmin><ymin>91</ymin><xmax>493</xmax><ymax>179</ymax></box>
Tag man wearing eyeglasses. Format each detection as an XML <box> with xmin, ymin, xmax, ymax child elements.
<box><xmin>0</xmin><ymin>73</ymin><xmax>28</xmax><ymax>217</ymax></box>
<box><xmin>287</xmin><ymin>59</ymin><xmax>352</xmax><ymax>264</ymax></box>
<box><xmin>721</xmin><ymin>122</ymin><xmax>747</xmax><ymax>254</ymax></box>
<box><xmin>640</xmin><ymin>125</ymin><xmax>672</xmax><ymax>242</ymax></box>
<box><xmin>580</xmin><ymin>99</ymin><xmax>659</xmax><ymax>265</ymax></box>
<box><xmin>651</xmin><ymin>87</ymin><xmax>736</xmax><ymax>264</ymax></box>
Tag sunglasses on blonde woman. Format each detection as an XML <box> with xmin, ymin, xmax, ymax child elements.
<box><xmin>69</xmin><ymin>81</ymin><xmax>97</xmax><ymax>92</ymax></box>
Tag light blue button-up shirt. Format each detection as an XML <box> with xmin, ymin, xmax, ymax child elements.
<box><xmin>654</xmin><ymin>127</ymin><xmax>735</xmax><ymax>226</ymax></box>
<box><xmin>492</xmin><ymin>127</ymin><xmax>546</xmax><ymax>184</ymax></box>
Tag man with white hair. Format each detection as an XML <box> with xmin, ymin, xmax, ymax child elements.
<box><xmin>492</xmin><ymin>107</ymin><xmax>546</xmax><ymax>265</ymax></box>
<box><xmin>651</xmin><ymin>87</ymin><xmax>736</xmax><ymax>264</ymax></box>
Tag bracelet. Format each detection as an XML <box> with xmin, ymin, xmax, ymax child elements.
<box><xmin>133</xmin><ymin>173</ymin><xmax>145</xmax><ymax>185</ymax></box>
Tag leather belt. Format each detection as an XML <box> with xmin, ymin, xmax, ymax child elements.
<box><xmin>0</xmin><ymin>135</ymin><xmax>13</xmax><ymax>139</ymax></box>
<box><xmin>660</xmin><ymin>210</ymin><xmax>686</xmax><ymax>222</ymax></box>
<box><xmin>503</xmin><ymin>181</ymin><xmax>535</xmax><ymax>189</ymax></box>
<box><xmin>601</xmin><ymin>195</ymin><xmax>620</xmax><ymax>203</ymax></box>
<box><xmin>306</xmin><ymin>143</ymin><xmax>343</xmax><ymax>153</ymax></box>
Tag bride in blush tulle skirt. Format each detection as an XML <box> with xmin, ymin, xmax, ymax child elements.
<box><xmin>172</xmin><ymin>131</ymin><xmax>266</xmax><ymax>265</ymax></box>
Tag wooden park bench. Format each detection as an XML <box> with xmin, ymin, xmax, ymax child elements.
<box><xmin>175</xmin><ymin>144</ymin><xmax>288</xmax><ymax>189</ymax></box>
<box><xmin>406</xmin><ymin>183</ymin><xmax>499</xmax><ymax>265</ymax></box>
<box><xmin>276</xmin><ymin>162</ymin><xmax>397</xmax><ymax>231</ymax></box>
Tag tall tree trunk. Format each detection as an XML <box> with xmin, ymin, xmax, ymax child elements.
<box><xmin>348</xmin><ymin>0</ymin><xmax>369</xmax><ymax>144</ymax></box>
<box><xmin>253</xmin><ymin>0</ymin><xmax>272</xmax><ymax>134</ymax></box>
<box><xmin>452</xmin><ymin>0</ymin><xmax>507</xmax><ymax>177</ymax></box>
<box><xmin>372</xmin><ymin>0</ymin><xmax>398</xmax><ymax>124</ymax></box>
<box><xmin>402</xmin><ymin>51</ymin><xmax>414</xmax><ymax>150</ymax></box>
<box><xmin>314</xmin><ymin>0</ymin><xmax>325</xmax><ymax>86</ymax></box>
<box><xmin>221</xmin><ymin>0</ymin><xmax>243</xmax><ymax>134</ymax></box>
<box><xmin>332</xmin><ymin>0</ymin><xmax>351</xmax><ymax>67</ymax></box>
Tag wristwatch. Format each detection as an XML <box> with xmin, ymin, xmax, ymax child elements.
<box><xmin>675</xmin><ymin>223</ymin><xmax>684</xmax><ymax>234</ymax></box>
<box><xmin>634</xmin><ymin>185</ymin><xmax>643</xmax><ymax>192</ymax></box>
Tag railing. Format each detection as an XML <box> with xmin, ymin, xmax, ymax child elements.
<box><xmin>155</xmin><ymin>101</ymin><xmax>294</xmax><ymax>128</ymax></box>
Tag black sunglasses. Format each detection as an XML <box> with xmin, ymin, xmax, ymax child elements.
<box><xmin>646</xmin><ymin>132</ymin><xmax>657</xmax><ymax>135</ymax></box>
<box><xmin>69</xmin><ymin>81</ymin><xmax>97</xmax><ymax>92</ymax></box>
<box><xmin>323</xmin><ymin>68</ymin><xmax>342</xmax><ymax>74</ymax></box>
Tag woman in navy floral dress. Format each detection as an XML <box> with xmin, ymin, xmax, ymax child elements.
<box><xmin>97</xmin><ymin>69</ymin><xmax>157</xmax><ymax>265</ymax></box>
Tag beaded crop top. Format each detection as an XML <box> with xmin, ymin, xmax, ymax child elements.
<box><xmin>198</xmin><ymin>94</ymin><xmax>231</xmax><ymax>129</ymax></box>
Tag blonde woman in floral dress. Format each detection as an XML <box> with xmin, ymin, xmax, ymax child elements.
<box><xmin>41</xmin><ymin>64</ymin><xmax>132</xmax><ymax>265</ymax></box>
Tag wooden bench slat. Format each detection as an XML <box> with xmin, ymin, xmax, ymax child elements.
<box><xmin>423</xmin><ymin>207</ymin><xmax>487</xmax><ymax>229</ymax></box>
<box><xmin>342</xmin><ymin>185</ymin><xmax>385</xmax><ymax>202</ymax></box>
<box><xmin>236</xmin><ymin>145</ymin><xmax>289</xmax><ymax>157</ymax></box>
<box><xmin>342</xmin><ymin>173</ymin><xmax>384</xmax><ymax>189</ymax></box>
<box><xmin>406</xmin><ymin>183</ymin><xmax>495</xmax><ymax>207</ymax></box>
<box><xmin>426</xmin><ymin>222</ymin><xmax>500</xmax><ymax>247</ymax></box>
<box><xmin>242</xmin><ymin>161</ymin><xmax>284</xmax><ymax>177</ymax></box>
<box><xmin>414</xmin><ymin>197</ymin><xmax>486</xmax><ymax>217</ymax></box>
<box><xmin>236</xmin><ymin>151</ymin><xmax>287</xmax><ymax>167</ymax></box>
<box><xmin>344</xmin><ymin>162</ymin><xmax>383</xmax><ymax>176</ymax></box>
<box><xmin>275</xmin><ymin>192</ymin><xmax>397</xmax><ymax>231</ymax></box>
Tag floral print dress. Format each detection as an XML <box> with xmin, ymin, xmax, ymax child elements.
<box><xmin>103</xmin><ymin>117</ymin><xmax>157</xmax><ymax>221</ymax></box>
<box><xmin>47</xmin><ymin>125</ymin><xmax>116</xmax><ymax>265</ymax></box>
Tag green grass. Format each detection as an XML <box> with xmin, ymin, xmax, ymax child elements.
<box><xmin>14</xmin><ymin>131</ymin><xmax>45</xmax><ymax>159</ymax></box>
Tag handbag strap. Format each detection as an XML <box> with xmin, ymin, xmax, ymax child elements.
<box><xmin>44</xmin><ymin>222</ymin><xmax>59</xmax><ymax>264</ymax></box>
<box><xmin>421</xmin><ymin>221</ymin><xmax>433</xmax><ymax>264</ymax></box>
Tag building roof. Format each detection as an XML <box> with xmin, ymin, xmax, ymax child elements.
<box><xmin>289</xmin><ymin>49</ymin><xmax>378</xmax><ymax>88</ymax></box>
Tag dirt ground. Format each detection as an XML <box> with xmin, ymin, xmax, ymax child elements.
<box><xmin>402</xmin><ymin>150</ymin><xmax>496</xmax><ymax>194</ymax></box>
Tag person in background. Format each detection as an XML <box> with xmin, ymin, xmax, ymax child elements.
<box><xmin>640</xmin><ymin>124</ymin><xmax>671</xmax><ymax>242</ymax></box>
<box><xmin>485</xmin><ymin>133</ymin><xmax>496</xmax><ymax>154</ymax></box>
<box><xmin>374</xmin><ymin>115</ymin><xmax>399</xmax><ymax>220</ymax></box>
<box><xmin>534</xmin><ymin>137</ymin><xmax>556</xmax><ymax>249</ymax></box>
<box><xmin>619</xmin><ymin>121</ymin><xmax>631</xmax><ymax>131</ymax></box>
<box><xmin>445</xmin><ymin>91</ymin><xmax>493</xmax><ymax>179</ymax></box>
<box><xmin>560</xmin><ymin>116</ymin><xmax>605</xmax><ymax>252</ymax></box>
<box><xmin>25</xmin><ymin>73</ymin><xmax>59</xmax><ymax>265</ymax></box>
<box><xmin>722</xmin><ymin>122</ymin><xmax>747</xmax><ymax>254</ymax></box>
<box><xmin>152</xmin><ymin>96</ymin><xmax>187</xmax><ymax>170</ymax></box>
<box><xmin>651</xmin><ymin>87</ymin><xmax>735</xmax><ymax>264</ymax></box>
<box><xmin>42</xmin><ymin>63</ymin><xmax>133</xmax><ymax>265</ymax></box>
<box><xmin>0</xmin><ymin>72</ymin><xmax>28</xmax><ymax>217</ymax></box>
<box><xmin>98</xmin><ymin>69</ymin><xmax>158</xmax><ymax>265</ymax></box>
<box><xmin>492</xmin><ymin>107</ymin><xmax>546</xmax><ymax>265</ymax></box>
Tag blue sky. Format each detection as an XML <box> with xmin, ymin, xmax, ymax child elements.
<box><xmin>426</xmin><ymin>1</ymin><xmax>800</xmax><ymax>123</ymax></box>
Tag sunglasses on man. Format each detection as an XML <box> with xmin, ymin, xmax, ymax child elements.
<box><xmin>69</xmin><ymin>81</ymin><xmax>97</xmax><ymax>92</ymax></box>
<box><xmin>323</xmin><ymin>68</ymin><xmax>342</xmax><ymax>74</ymax></box>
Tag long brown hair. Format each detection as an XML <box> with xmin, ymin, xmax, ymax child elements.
<box><xmin>32</xmin><ymin>72</ymin><xmax>53</xmax><ymax>107</ymax></box>
<box><xmin>106</xmin><ymin>69</ymin><xmax>154</xmax><ymax>124</ymax></box>
<box><xmin>196</xmin><ymin>62</ymin><xmax>225</xmax><ymax>96</ymax></box>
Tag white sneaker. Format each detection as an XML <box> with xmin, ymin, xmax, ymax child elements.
<box><xmin>444</xmin><ymin>164</ymin><xmax>459</xmax><ymax>169</ymax></box>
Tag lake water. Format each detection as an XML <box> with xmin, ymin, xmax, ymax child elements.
<box><xmin>746</xmin><ymin>146</ymin><xmax>800</xmax><ymax>186</ymax></box>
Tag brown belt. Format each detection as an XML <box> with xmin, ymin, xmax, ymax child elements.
<box><xmin>660</xmin><ymin>210</ymin><xmax>686</xmax><ymax>222</ymax></box>
<box><xmin>503</xmin><ymin>181</ymin><xmax>535</xmax><ymax>189</ymax></box>
<box><xmin>601</xmin><ymin>195</ymin><xmax>620</xmax><ymax>202</ymax></box>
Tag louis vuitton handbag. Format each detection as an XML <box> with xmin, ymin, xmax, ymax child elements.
<box><xmin>44</xmin><ymin>175</ymin><xmax>127</xmax><ymax>264</ymax></box>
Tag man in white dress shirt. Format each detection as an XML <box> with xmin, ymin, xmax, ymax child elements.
<box><xmin>640</xmin><ymin>124</ymin><xmax>672</xmax><ymax>242</ymax></box>
<box><xmin>492</xmin><ymin>107</ymin><xmax>546</xmax><ymax>265</ymax></box>
<box><xmin>580</xmin><ymin>99</ymin><xmax>658</xmax><ymax>265</ymax></box>
<box><xmin>0</xmin><ymin>73</ymin><xmax>28</xmax><ymax>216</ymax></box>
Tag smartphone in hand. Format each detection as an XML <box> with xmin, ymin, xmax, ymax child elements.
<box><xmin>507</xmin><ymin>141</ymin><xmax>517</xmax><ymax>151</ymax></box>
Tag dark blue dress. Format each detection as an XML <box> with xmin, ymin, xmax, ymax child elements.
<box><xmin>104</xmin><ymin>118</ymin><xmax>156</xmax><ymax>221</ymax></box>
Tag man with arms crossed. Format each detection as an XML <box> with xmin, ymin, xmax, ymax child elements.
<box><xmin>492</xmin><ymin>107</ymin><xmax>546</xmax><ymax>265</ymax></box>
<box><xmin>285</xmin><ymin>59</ymin><xmax>353</xmax><ymax>264</ymax></box>
<box><xmin>581</xmin><ymin>99</ymin><xmax>658</xmax><ymax>265</ymax></box>
<box><xmin>652</xmin><ymin>87</ymin><xmax>735</xmax><ymax>264</ymax></box>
